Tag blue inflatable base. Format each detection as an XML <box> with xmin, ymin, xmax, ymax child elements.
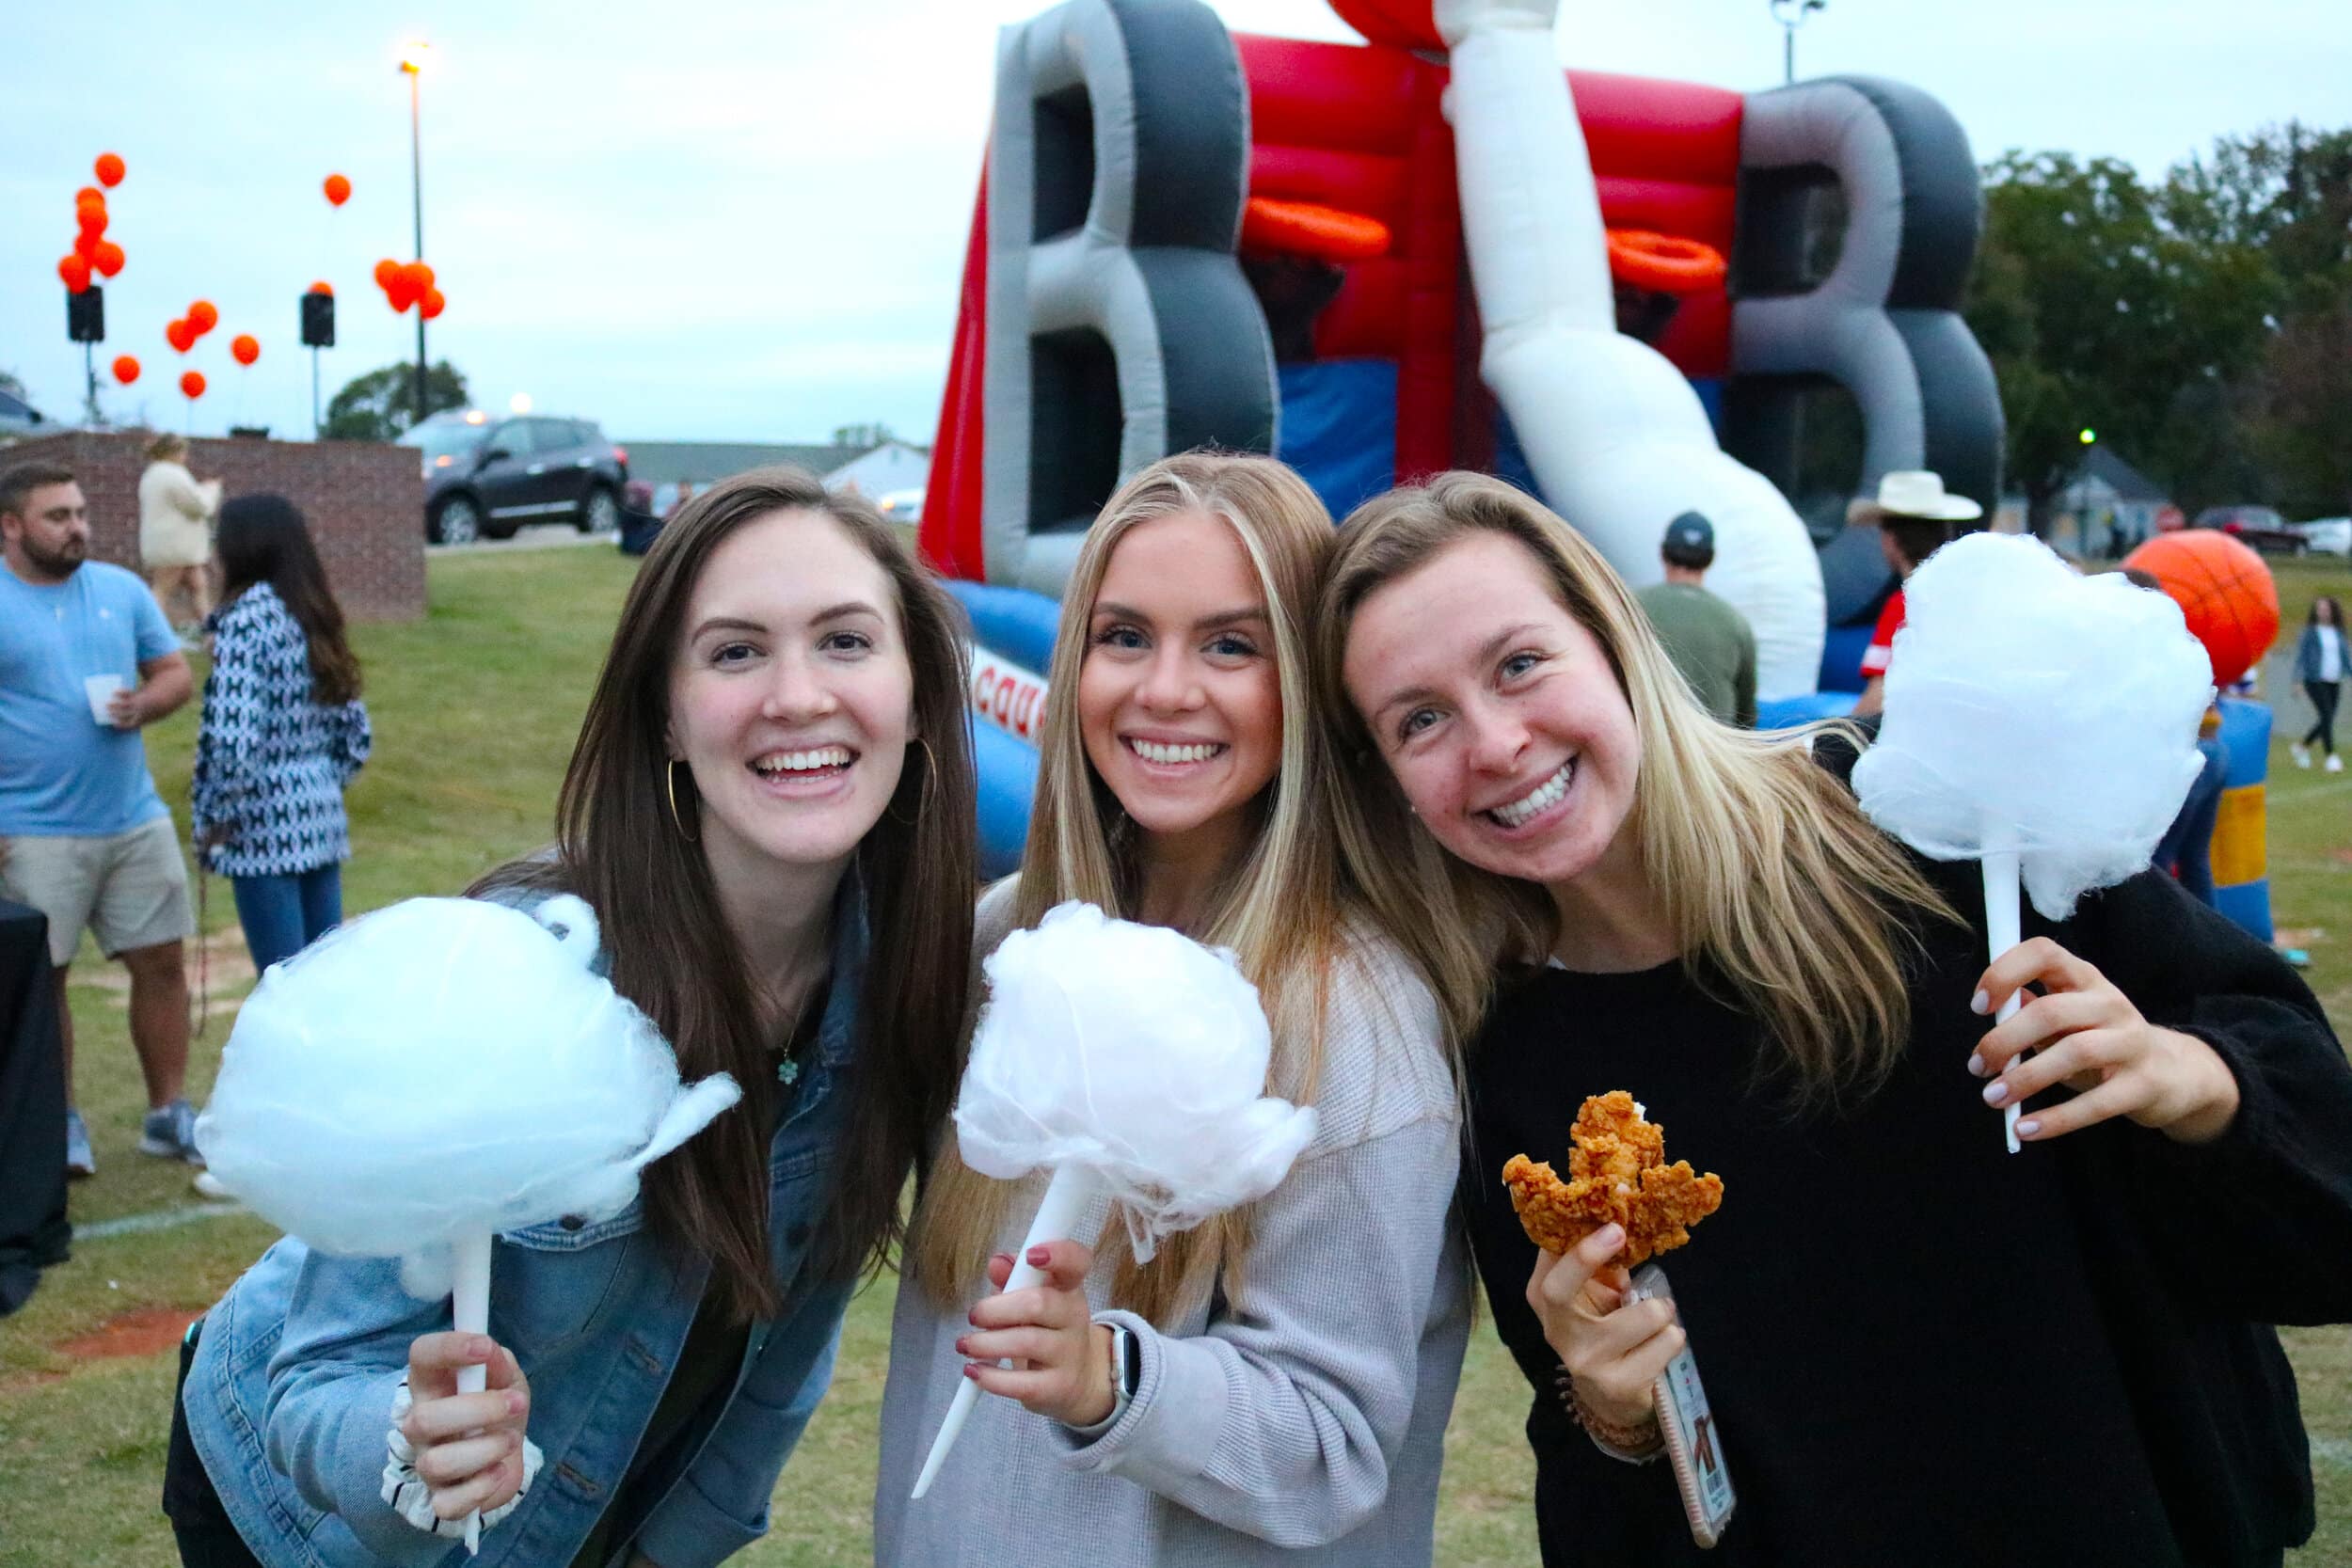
<box><xmin>972</xmin><ymin>717</ymin><xmax>1040</xmax><ymax>880</ymax></box>
<box><xmin>945</xmin><ymin>580</ymin><xmax>1060</xmax><ymax>674</ymax></box>
<box><xmin>1756</xmin><ymin>690</ymin><xmax>1859</xmax><ymax>729</ymax></box>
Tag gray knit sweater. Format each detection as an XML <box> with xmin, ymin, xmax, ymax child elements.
<box><xmin>873</xmin><ymin>882</ymin><xmax>1470</xmax><ymax>1565</ymax></box>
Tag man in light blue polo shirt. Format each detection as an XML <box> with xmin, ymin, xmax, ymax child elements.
<box><xmin>0</xmin><ymin>460</ymin><xmax>199</xmax><ymax>1179</ymax></box>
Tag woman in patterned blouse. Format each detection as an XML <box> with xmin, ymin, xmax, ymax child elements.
<box><xmin>191</xmin><ymin>494</ymin><xmax>371</xmax><ymax>974</ymax></box>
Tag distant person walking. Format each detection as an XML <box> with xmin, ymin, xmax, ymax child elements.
<box><xmin>0</xmin><ymin>461</ymin><xmax>200</xmax><ymax>1180</ymax></box>
<box><xmin>191</xmin><ymin>496</ymin><xmax>372</xmax><ymax>975</ymax></box>
<box><xmin>1848</xmin><ymin>470</ymin><xmax>1983</xmax><ymax>718</ymax></box>
<box><xmin>138</xmin><ymin>435</ymin><xmax>222</xmax><ymax>638</ymax></box>
<box><xmin>1633</xmin><ymin>510</ymin><xmax>1756</xmax><ymax>726</ymax></box>
<box><xmin>2292</xmin><ymin>595</ymin><xmax>2344</xmax><ymax>773</ymax></box>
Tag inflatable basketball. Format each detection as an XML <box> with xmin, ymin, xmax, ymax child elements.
<box><xmin>2124</xmin><ymin>530</ymin><xmax>2280</xmax><ymax>687</ymax></box>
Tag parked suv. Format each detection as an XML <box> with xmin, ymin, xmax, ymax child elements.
<box><xmin>2191</xmin><ymin>504</ymin><xmax>2307</xmax><ymax>555</ymax></box>
<box><xmin>401</xmin><ymin>412</ymin><xmax>630</xmax><ymax>544</ymax></box>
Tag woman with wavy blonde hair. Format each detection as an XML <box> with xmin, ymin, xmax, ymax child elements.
<box><xmin>1321</xmin><ymin>470</ymin><xmax>2352</xmax><ymax>1566</ymax></box>
<box><xmin>877</xmin><ymin>452</ymin><xmax>1470</xmax><ymax>1566</ymax></box>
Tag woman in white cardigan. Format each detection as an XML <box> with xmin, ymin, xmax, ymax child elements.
<box><xmin>139</xmin><ymin>433</ymin><xmax>222</xmax><ymax>632</ymax></box>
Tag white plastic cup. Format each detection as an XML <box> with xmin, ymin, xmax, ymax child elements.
<box><xmin>84</xmin><ymin>674</ymin><xmax>125</xmax><ymax>727</ymax></box>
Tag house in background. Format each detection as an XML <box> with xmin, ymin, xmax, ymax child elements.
<box><xmin>1992</xmin><ymin>446</ymin><xmax>2176</xmax><ymax>558</ymax></box>
<box><xmin>621</xmin><ymin>437</ymin><xmax>930</xmax><ymax>516</ymax></box>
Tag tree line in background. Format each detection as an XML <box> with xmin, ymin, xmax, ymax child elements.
<box><xmin>1969</xmin><ymin>120</ymin><xmax>2352</xmax><ymax>529</ymax></box>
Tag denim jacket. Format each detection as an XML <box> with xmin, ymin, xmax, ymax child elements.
<box><xmin>183</xmin><ymin>886</ymin><xmax>867</xmax><ymax>1568</ymax></box>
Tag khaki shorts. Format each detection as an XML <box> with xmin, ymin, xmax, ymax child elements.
<box><xmin>0</xmin><ymin>816</ymin><xmax>196</xmax><ymax>967</ymax></box>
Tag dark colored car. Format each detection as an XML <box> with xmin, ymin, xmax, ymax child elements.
<box><xmin>2192</xmin><ymin>504</ymin><xmax>2307</xmax><ymax>556</ymax></box>
<box><xmin>401</xmin><ymin>412</ymin><xmax>630</xmax><ymax>545</ymax></box>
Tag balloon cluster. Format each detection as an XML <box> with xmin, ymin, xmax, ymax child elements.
<box><xmin>57</xmin><ymin>153</ymin><xmax>128</xmax><ymax>293</ymax></box>
<box><xmin>374</xmin><ymin>258</ymin><xmax>446</xmax><ymax>320</ymax></box>
<box><xmin>166</xmin><ymin>300</ymin><xmax>219</xmax><ymax>355</ymax></box>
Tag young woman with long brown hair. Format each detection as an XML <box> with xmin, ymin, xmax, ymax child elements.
<box><xmin>1320</xmin><ymin>471</ymin><xmax>2352</xmax><ymax>1567</ymax></box>
<box><xmin>190</xmin><ymin>494</ymin><xmax>371</xmax><ymax>976</ymax></box>
<box><xmin>166</xmin><ymin>468</ymin><xmax>976</xmax><ymax>1568</ymax></box>
<box><xmin>875</xmin><ymin>452</ymin><xmax>1470</xmax><ymax>1565</ymax></box>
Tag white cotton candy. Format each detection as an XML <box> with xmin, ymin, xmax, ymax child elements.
<box><xmin>953</xmin><ymin>902</ymin><xmax>1316</xmax><ymax>1261</ymax></box>
<box><xmin>196</xmin><ymin>895</ymin><xmax>741</xmax><ymax>1291</ymax></box>
<box><xmin>1852</xmin><ymin>531</ymin><xmax>2214</xmax><ymax>920</ymax></box>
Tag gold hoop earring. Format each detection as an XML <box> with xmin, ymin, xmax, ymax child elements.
<box><xmin>665</xmin><ymin>758</ymin><xmax>698</xmax><ymax>843</ymax></box>
<box><xmin>889</xmin><ymin>736</ymin><xmax>941</xmax><ymax>825</ymax></box>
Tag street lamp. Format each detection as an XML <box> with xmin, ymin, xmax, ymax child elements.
<box><xmin>399</xmin><ymin>41</ymin><xmax>429</xmax><ymax>429</ymax></box>
<box><xmin>1769</xmin><ymin>0</ymin><xmax>1826</xmax><ymax>86</ymax></box>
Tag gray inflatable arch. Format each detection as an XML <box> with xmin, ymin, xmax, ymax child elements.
<box><xmin>983</xmin><ymin>0</ymin><xmax>1278</xmax><ymax>595</ymax></box>
<box><xmin>1727</xmin><ymin>75</ymin><xmax>2006</xmax><ymax>522</ymax></box>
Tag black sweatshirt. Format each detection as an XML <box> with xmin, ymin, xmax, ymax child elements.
<box><xmin>1459</xmin><ymin>859</ymin><xmax>2352</xmax><ymax>1568</ymax></box>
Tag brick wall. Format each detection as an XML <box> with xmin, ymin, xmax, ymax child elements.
<box><xmin>2</xmin><ymin>431</ymin><xmax>425</xmax><ymax>621</ymax></box>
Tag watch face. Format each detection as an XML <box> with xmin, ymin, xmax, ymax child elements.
<box><xmin>1115</xmin><ymin>1324</ymin><xmax>1142</xmax><ymax>1396</ymax></box>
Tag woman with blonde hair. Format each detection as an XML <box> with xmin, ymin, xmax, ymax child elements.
<box><xmin>138</xmin><ymin>433</ymin><xmax>221</xmax><ymax>634</ymax></box>
<box><xmin>876</xmin><ymin>452</ymin><xmax>1469</xmax><ymax>1565</ymax></box>
<box><xmin>1322</xmin><ymin>470</ymin><xmax>2352</xmax><ymax>1566</ymax></box>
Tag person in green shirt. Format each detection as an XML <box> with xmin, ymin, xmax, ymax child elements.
<box><xmin>1633</xmin><ymin>511</ymin><xmax>1756</xmax><ymax>726</ymax></box>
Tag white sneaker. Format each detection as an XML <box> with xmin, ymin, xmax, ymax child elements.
<box><xmin>2293</xmin><ymin>744</ymin><xmax>2312</xmax><ymax>768</ymax></box>
<box><xmin>2329</xmin><ymin>754</ymin><xmax>2344</xmax><ymax>774</ymax></box>
<box><xmin>192</xmin><ymin>1170</ymin><xmax>234</xmax><ymax>1200</ymax></box>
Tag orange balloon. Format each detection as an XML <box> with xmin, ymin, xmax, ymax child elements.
<box><xmin>230</xmin><ymin>334</ymin><xmax>261</xmax><ymax>366</ymax></box>
<box><xmin>323</xmin><ymin>172</ymin><xmax>352</xmax><ymax>207</ymax></box>
<box><xmin>93</xmin><ymin>241</ymin><xmax>125</xmax><ymax>277</ymax></box>
<box><xmin>75</xmin><ymin>185</ymin><xmax>104</xmax><ymax>207</ymax></box>
<box><xmin>188</xmin><ymin>300</ymin><xmax>219</xmax><ymax>333</ymax></box>
<box><xmin>76</xmin><ymin>203</ymin><xmax>107</xmax><ymax>235</ymax></box>
<box><xmin>309</xmin><ymin>279</ymin><xmax>334</xmax><ymax>296</ymax></box>
<box><xmin>166</xmin><ymin>319</ymin><xmax>195</xmax><ymax>353</ymax></box>
<box><xmin>95</xmin><ymin>152</ymin><xmax>126</xmax><ymax>188</ymax></box>
<box><xmin>420</xmin><ymin>288</ymin><xmax>446</xmax><ymax>320</ymax></box>
<box><xmin>401</xmin><ymin>261</ymin><xmax>434</xmax><ymax>293</ymax></box>
<box><xmin>386</xmin><ymin>278</ymin><xmax>417</xmax><ymax>312</ymax></box>
<box><xmin>112</xmin><ymin>355</ymin><xmax>140</xmax><ymax>386</ymax></box>
<box><xmin>180</xmin><ymin>371</ymin><xmax>207</xmax><ymax>401</ymax></box>
<box><xmin>73</xmin><ymin>230</ymin><xmax>102</xmax><ymax>264</ymax></box>
<box><xmin>373</xmin><ymin>258</ymin><xmax>400</xmax><ymax>291</ymax></box>
<box><xmin>2123</xmin><ymin>531</ymin><xmax>2282</xmax><ymax>687</ymax></box>
<box><xmin>57</xmin><ymin>254</ymin><xmax>91</xmax><ymax>293</ymax></box>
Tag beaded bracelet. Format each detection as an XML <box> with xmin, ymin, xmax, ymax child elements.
<box><xmin>1555</xmin><ymin>1365</ymin><xmax>1664</xmax><ymax>1464</ymax></box>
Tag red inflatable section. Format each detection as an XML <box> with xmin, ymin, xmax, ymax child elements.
<box><xmin>922</xmin><ymin>169</ymin><xmax>990</xmax><ymax>581</ymax></box>
<box><xmin>920</xmin><ymin>30</ymin><xmax>1746</xmax><ymax>581</ymax></box>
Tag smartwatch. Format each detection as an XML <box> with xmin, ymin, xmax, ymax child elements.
<box><xmin>1103</xmin><ymin>1320</ymin><xmax>1142</xmax><ymax>1424</ymax></box>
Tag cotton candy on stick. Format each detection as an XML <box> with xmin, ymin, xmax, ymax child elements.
<box><xmin>1851</xmin><ymin>532</ymin><xmax>2212</xmax><ymax>1151</ymax></box>
<box><xmin>196</xmin><ymin>895</ymin><xmax>741</xmax><ymax>1550</ymax></box>
<box><xmin>911</xmin><ymin>902</ymin><xmax>1318</xmax><ymax>1499</ymax></box>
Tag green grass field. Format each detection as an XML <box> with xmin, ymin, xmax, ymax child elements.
<box><xmin>2</xmin><ymin>546</ymin><xmax>2347</xmax><ymax>1566</ymax></box>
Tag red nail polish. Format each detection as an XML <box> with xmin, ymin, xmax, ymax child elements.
<box><xmin>954</xmin><ymin>1337</ymin><xmax>969</xmax><ymax>1356</ymax></box>
<box><xmin>962</xmin><ymin>1362</ymin><xmax>982</xmax><ymax>1380</ymax></box>
<box><xmin>1027</xmin><ymin>1245</ymin><xmax>1051</xmax><ymax>1266</ymax></box>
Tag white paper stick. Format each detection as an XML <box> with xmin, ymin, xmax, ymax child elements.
<box><xmin>911</xmin><ymin>1164</ymin><xmax>1099</xmax><ymax>1499</ymax></box>
<box><xmin>1980</xmin><ymin>850</ymin><xmax>2026</xmax><ymax>1155</ymax></box>
<box><xmin>451</xmin><ymin>1230</ymin><xmax>492</xmax><ymax>1555</ymax></box>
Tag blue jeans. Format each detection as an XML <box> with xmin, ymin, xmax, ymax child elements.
<box><xmin>229</xmin><ymin>864</ymin><xmax>342</xmax><ymax>974</ymax></box>
<box><xmin>2154</xmin><ymin>739</ymin><xmax>2229</xmax><ymax>908</ymax></box>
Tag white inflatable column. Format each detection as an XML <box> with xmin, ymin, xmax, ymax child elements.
<box><xmin>1436</xmin><ymin>0</ymin><xmax>1825</xmax><ymax>698</ymax></box>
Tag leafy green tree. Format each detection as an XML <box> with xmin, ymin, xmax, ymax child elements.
<box><xmin>323</xmin><ymin>361</ymin><xmax>470</xmax><ymax>442</ymax></box>
<box><xmin>1964</xmin><ymin>152</ymin><xmax>2277</xmax><ymax>530</ymax></box>
<box><xmin>2169</xmin><ymin>124</ymin><xmax>2352</xmax><ymax>517</ymax></box>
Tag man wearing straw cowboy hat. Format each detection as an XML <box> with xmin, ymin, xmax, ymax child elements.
<box><xmin>1849</xmin><ymin>470</ymin><xmax>1983</xmax><ymax>718</ymax></box>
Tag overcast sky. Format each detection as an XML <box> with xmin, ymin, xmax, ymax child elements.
<box><xmin>5</xmin><ymin>0</ymin><xmax>2344</xmax><ymax>445</ymax></box>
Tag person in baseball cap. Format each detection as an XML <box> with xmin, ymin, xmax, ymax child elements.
<box><xmin>1636</xmin><ymin>509</ymin><xmax>1756</xmax><ymax>726</ymax></box>
<box><xmin>1849</xmin><ymin>471</ymin><xmax>1982</xmax><ymax>717</ymax></box>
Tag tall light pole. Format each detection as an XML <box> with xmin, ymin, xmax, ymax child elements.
<box><xmin>1770</xmin><ymin>0</ymin><xmax>1826</xmax><ymax>85</ymax></box>
<box><xmin>399</xmin><ymin>41</ymin><xmax>429</xmax><ymax>429</ymax></box>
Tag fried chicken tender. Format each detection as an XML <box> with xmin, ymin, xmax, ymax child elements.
<box><xmin>1503</xmin><ymin>1091</ymin><xmax>1724</xmax><ymax>1267</ymax></box>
